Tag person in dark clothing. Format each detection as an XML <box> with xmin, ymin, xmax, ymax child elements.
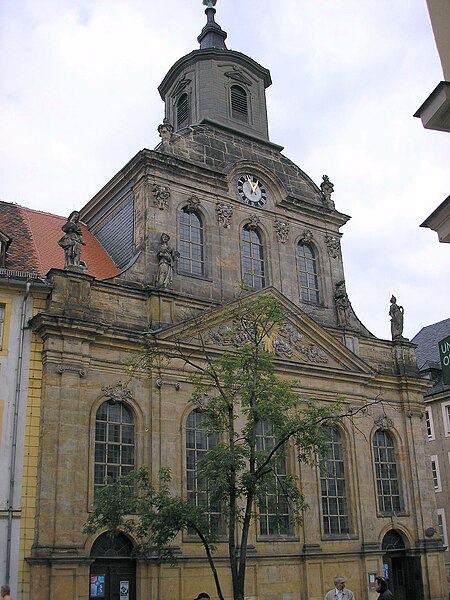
<box><xmin>375</xmin><ymin>577</ymin><xmax>394</xmax><ymax>600</ymax></box>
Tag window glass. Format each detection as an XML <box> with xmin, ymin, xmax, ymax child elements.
<box><xmin>256</xmin><ymin>422</ymin><xmax>291</xmax><ymax>536</ymax></box>
<box><xmin>94</xmin><ymin>401</ymin><xmax>135</xmax><ymax>498</ymax></box>
<box><xmin>179</xmin><ymin>209</ymin><xmax>204</xmax><ymax>276</ymax></box>
<box><xmin>373</xmin><ymin>429</ymin><xmax>401</xmax><ymax>513</ymax></box>
<box><xmin>297</xmin><ymin>244</ymin><xmax>319</xmax><ymax>303</ymax></box>
<box><xmin>242</xmin><ymin>226</ymin><xmax>265</xmax><ymax>289</ymax></box>
<box><xmin>186</xmin><ymin>410</ymin><xmax>223</xmax><ymax>535</ymax></box>
<box><xmin>320</xmin><ymin>427</ymin><xmax>349</xmax><ymax>535</ymax></box>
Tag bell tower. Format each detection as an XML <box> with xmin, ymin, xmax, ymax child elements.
<box><xmin>158</xmin><ymin>1</ymin><xmax>272</xmax><ymax>143</ymax></box>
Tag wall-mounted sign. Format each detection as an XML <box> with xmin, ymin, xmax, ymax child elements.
<box><xmin>90</xmin><ymin>575</ymin><xmax>105</xmax><ymax>598</ymax></box>
<box><xmin>439</xmin><ymin>334</ymin><xmax>450</xmax><ymax>385</ymax></box>
<box><xmin>120</xmin><ymin>580</ymin><xmax>129</xmax><ymax>600</ymax></box>
<box><xmin>368</xmin><ymin>573</ymin><xmax>377</xmax><ymax>589</ymax></box>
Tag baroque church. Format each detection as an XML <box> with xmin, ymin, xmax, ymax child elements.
<box><xmin>1</xmin><ymin>3</ymin><xmax>446</xmax><ymax>600</ymax></box>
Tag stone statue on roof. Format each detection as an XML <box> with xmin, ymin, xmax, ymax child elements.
<box><xmin>389</xmin><ymin>295</ymin><xmax>406</xmax><ymax>341</ymax></box>
<box><xmin>58</xmin><ymin>211</ymin><xmax>86</xmax><ymax>271</ymax></box>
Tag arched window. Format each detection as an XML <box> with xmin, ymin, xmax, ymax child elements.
<box><xmin>297</xmin><ymin>243</ymin><xmax>319</xmax><ymax>303</ymax></box>
<box><xmin>231</xmin><ymin>85</ymin><xmax>248</xmax><ymax>122</ymax></box>
<box><xmin>94</xmin><ymin>401</ymin><xmax>135</xmax><ymax>498</ymax></box>
<box><xmin>179</xmin><ymin>209</ymin><xmax>204</xmax><ymax>276</ymax></box>
<box><xmin>373</xmin><ymin>429</ymin><xmax>401</xmax><ymax>513</ymax></box>
<box><xmin>319</xmin><ymin>427</ymin><xmax>349</xmax><ymax>535</ymax></box>
<box><xmin>176</xmin><ymin>93</ymin><xmax>189</xmax><ymax>129</ymax></box>
<box><xmin>256</xmin><ymin>422</ymin><xmax>291</xmax><ymax>536</ymax></box>
<box><xmin>186</xmin><ymin>410</ymin><xmax>223</xmax><ymax>535</ymax></box>
<box><xmin>242</xmin><ymin>225</ymin><xmax>265</xmax><ymax>289</ymax></box>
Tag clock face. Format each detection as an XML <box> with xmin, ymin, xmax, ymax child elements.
<box><xmin>236</xmin><ymin>174</ymin><xmax>267</xmax><ymax>207</ymax></box>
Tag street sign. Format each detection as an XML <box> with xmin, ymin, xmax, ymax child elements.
<box><xmin>439</xmin><ymin>334</ymin><xmax>450</xmax><ymax>385</ymax></box>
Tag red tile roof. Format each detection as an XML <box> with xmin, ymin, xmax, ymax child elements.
<box><xmin>0</xmin><ymin>200</ymin><xmax>120</xmax><ymax>279</ymax></box>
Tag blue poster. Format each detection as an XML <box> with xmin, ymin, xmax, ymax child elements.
<box><xmin>90</xmin><ymin>575</ymin><xmax>105</xmax><ymax>598</ymax></box>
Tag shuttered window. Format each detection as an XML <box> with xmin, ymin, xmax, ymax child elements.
<box><xmin>231</xmin><ymin>85</ymin><xmax>248</xmax><ymax>122</ymax></box>
<box><xmin>177</xmin><ymin>93</ymin><xmax>189</xmax><ymax>129</ymax></box>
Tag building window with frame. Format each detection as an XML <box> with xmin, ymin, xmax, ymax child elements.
<box><xmin>178</xmin><ymin>209</ymin><xmax>205</xmax><ymax>276</ymax></box>
<box><xmin>94</xmin><ymin>401</ymin><xmax>135</xmax><ymax>498</ymax></box>
<box><xmin>319</xmin><ymin>427</ymin><xmax>350</xmax><ymax>535</ymax></box>
<box><xmin>441</xmin><ymin>401</ymin><xmax>450</xmax><ymax>436</ymax></box>
<box><xmin>437</xmin><ymin>508</ymin><xmax>448</xmax><ymax>549</ymax></box>
<box><xmin>0</xmin><ymin>303</ymin><xmax>5</xmax><ymax>350</ymax></box>
<box><xmin>230</xmin><ymin>84</ymin><xmax>248</xmax><ymax>122</ymax></box>
<box><xmin>186</xmin><ymin>410</ymin><xmax>223</xmax><ymax>536</ymax></box>
<box><xmin>373</xmin><ymin>429</ymin><xmax>402</xmax><ymax>514</ymax></box>
<box><xmin>297</xmin><ymin>243</ymin><xmax>319</xmax><ymax>303</ymax></box>
<box><xmin>176</xmin><ymin>93</ymin><xmax>189</xmax><ymax>129</ymax></box>
<box><xmin>431</xmin><ymin>455</ymin><xmax>442</xmax><ymax>491</ymax></box>
<box><xmin>425</xmin><ymin>406</ymin><xmax>435</xmax><ymax>440</ymax></box>
<box><xmin>256</xmin><ymin>421</ymin><xmax>291</xmax><ymax>536</ymax></box>
<box><xmin>242</xmin><ymin>225</ymin><xmax>265</xmax><ymax>290</ymax></box>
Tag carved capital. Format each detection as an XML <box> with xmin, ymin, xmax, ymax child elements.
<box><xmin>186</xmin><ymin>194</ymin><xmax>201</xmax><ymax>212</ymax></box>
<box><xmin>153</xmin><ymin>185</ymin><xmax>170</xmax><ymax>210</ymax></box>
<box><xmin>216</xmin><ymin>202</ymin><xmax>233</xmax><ymax>228</ymax></box>
<box><xmin>56</xmin><ymin>363</ymin><xmax>87</xmax><ymax>378</ymax></box>
<box><xmin>274</xmin><ymin>220</ymin><xmax>289</xmax><ymax>243</ymax></box>
<box><xmin>374</xmin><ymin>415</ymin><xmax>394</xmax><ymax>429</ymax></box>
<box><xmin>325</xmin><ymin>234</ymin><xmax>341</xmax><ymax>258</ymax></box>
<box><xmin>299</xmin><ymin>229</ymin><xmax>313</xmax><ymax>243</ymax></box>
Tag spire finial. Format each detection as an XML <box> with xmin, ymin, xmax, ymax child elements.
<box><xmin>198</xmin><ymin>0</ymin><xmax>227</xmax><ymax>50</ymax></box>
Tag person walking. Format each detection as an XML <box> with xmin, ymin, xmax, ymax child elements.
<box><xmin>324</xmin><ymin>575</ymin><xmax>355</xmax><ymax>600</ymax></box>
<box><xmin>1</xmin><ymin>585</ymin><xmax>11</xmax><ymax>600</ymax></box>
<box><xmin>375</xmin><ymin>576</ymin><xmax>394</xmax><ymax>599</ymax></box>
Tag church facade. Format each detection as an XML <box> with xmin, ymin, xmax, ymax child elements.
<box><xmin>22</xmin><ymin>5</ymin><xmax>446</xmax><ymax>600</ymax></box>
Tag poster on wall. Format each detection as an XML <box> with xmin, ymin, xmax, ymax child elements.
<box><xmin>120</xmin><ymin>580</ymin><xmax>130</xmax><ymax>599</ymax></box>
<box><xmin>90</xmin><ymin>575</ymin><xmax>105</xmax><ymax>598</ymax></box>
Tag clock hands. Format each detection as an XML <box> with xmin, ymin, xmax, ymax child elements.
<box><xmin>246</xmin><ymin>175</ymin><xmax>259</xmax><ymax>194</ymax></box>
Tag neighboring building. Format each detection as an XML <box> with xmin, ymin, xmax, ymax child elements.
<box><xmin>6</xmin><ymin>5</ymin><xmax>447</xmax><ymax>600</ymax></box>
<box><xmin>414</xmin><ymin>0</ymin><xmax>450</xmax><ymax>132</ymax></box>
<box><xmin>421</xmin><ymin>195</ymin><xmax>450</xmax><ymax>244</ymax></box>
<box><xmin>412</xmin><ymin>319</ymin><xmax>450</xmax><ymax>573</ymax></box>
<box><xmin>0</xmin><ymin>201</ymin><xmax>118</xmax><ymax>599</ymax></box>
<box><xmin>0</xmin><ymin>202</ymin><xmax>50</xmax><ymax>598</ymax></box>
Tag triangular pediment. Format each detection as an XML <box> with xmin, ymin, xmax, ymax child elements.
<box><xmin>224</xmin><ymin>67</ymin><xmax>253</xmax><ymax>86</ymax></box>
<box><xmin>154</xmin><ymin>288</ymin><xmax>374</xmax><ymax>377</ymax></box>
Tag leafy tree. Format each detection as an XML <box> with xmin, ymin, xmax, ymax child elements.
<box><xmin>85</xmin><ymin>295</ymin><xmax>348</xmax><ymax>600</ymax></box>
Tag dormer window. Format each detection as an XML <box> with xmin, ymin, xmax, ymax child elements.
<box><xmin>176</xmin><ymin>93</ymin><xmax>189</xmax><ymax>130</ymax></box>
<box><xmin>0</xmin><ymin>232</ymin><xmax>11</xmax><ymax>269</ymax></box>
<box><xmin>231</xmin><ymin>85</ymin><xmax>248</xmax><ymax>122</ymax></box>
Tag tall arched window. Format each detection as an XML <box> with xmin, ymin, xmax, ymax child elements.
<box><xmin>297</xmin><ymin>243</ymin><xmax>319</xmax><ymax>303</ymax></box>
<box><xmin>319</xmin><ymin>427</ymin><xmax>349</xmax><ymax>535</ymax></box>
<box><xmin>256</xmin><ymin>422</ymin><xmax>290</xmax><ymax>536</ymax></box>
<box><xmin>179</xmin><ymin>208</ymin><xmax>204</xmax><ymax>276</ymax></box>
<box><xmin>242</xmin><ymin>225</ymin><xmax>265</xmax><ymax>289</ymax></box>
<box><xmin>230</xmin><ymin>85</ymin><xmax>248</xmax><ymax>122</ymax></box>
<box><xmin>176</xmin><ymin>93</ymin><xmax>189</xmax><ymax>129</ymax></box>
<box><xmin>373</xmin><ymin>429</ymin><xmax>401</xmax><ymax>513</ymax></box>
<box><xmin>186</xmin><ymin>410</ymin><xmax>223</xmax><ymax>535</ymax></box>
<box><xmin>94</xmin><ymin>401</ymin><xmax>135</xmax><ymax>498</ymax></box>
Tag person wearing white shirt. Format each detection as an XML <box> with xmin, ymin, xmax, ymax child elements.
<box><xmin>324</xmin><ymin>575</ymin><xmax>355</xmax><ymax>600</ymax></box>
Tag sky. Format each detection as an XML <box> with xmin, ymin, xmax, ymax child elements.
<box><xmin>0</xmin><ymin>0</ymin><xmax>448</xmax><ymax>341</ymax></box>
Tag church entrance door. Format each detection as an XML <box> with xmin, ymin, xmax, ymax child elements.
<box><xmin>382</xmin><ymin>530</ymin><xmax>423</xmax><ymax>600</ymax></box>
<box><xmin>89</xmin><ymin>532</ymin><xmax>136</xmax><ymax>600</ymax></box>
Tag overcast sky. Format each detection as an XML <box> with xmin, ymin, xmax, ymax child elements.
<box><xmin>1</xmin><ymin>0</ymin><xmax>448</xmax><ymax>341</ymax></box>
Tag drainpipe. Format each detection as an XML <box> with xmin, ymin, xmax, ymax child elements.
<box><xmin>5</xmin><ymin>280</ymin><xmax>31</xmax><ymax>585</ymax></box>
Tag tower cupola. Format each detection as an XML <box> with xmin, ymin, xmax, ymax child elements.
<box><xmin>158</xmin><ymin>0</ymin><xmax>272</xmax><ymax>143</ymax></box>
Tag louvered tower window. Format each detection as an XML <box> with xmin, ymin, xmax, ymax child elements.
<box><xmin>231</xmin><ymin>85</ymin><xmax>248</xmax><ymax>122</ymax></box>
<box><xmin>176</xmin><ymin>93</ymin><xmax>189</xmax><ymax>129</ymax></box>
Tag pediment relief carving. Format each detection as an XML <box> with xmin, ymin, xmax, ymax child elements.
<box><xmin>208</xmin><ymin>319</ymin><xmax>328</xmax><ymax>364</ymax></box>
